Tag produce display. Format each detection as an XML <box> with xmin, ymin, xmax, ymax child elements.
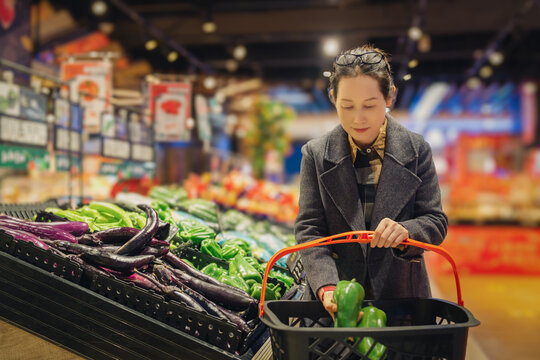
<box><xmin>332</xmin><ymin>279</ymin><xmax>388</xmax><ymax>360</ymax></box>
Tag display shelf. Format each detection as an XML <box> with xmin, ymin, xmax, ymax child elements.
<box><xmin>0</xmin><ymin>251</ymin><xmax>268</xmax><ymax>360</ymax></box>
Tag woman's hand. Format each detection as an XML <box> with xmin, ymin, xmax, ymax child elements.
<box><xmin>321</xmin><ymin>291</ymin><xmax>337</xmax><ymax>320</ymax></box>
<box><xmin>371</xmin><ymin>218</ymin><xmax>408</xmax><ymax>248</ymax></box>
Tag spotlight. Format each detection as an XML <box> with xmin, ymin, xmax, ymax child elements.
<box><xmin>323</xmin><ymin>71</ymin><xmax>332</xmax><ymax>78</ymax></box>
<box><xmin>408</xmin><ymin>26</ymin><xmax>423</xmax><ymax>41</ymax></box>
<box><xmin>408</xmin><ymin>59</ymin><xmax>419</xmax><ymax>69</ymax></box>
<box><xmin>167</xmin><ymin>51</ymin><xmax>178</xmax><ymax>62</ymax></box>
<box><xmin>233</xmin><ymin>45</ymin><xmax>247</xmax><ymax>60</ymax></box>
<box><xmin>323</xmin><ymin>38</ymin><xmax>339</xmax><ymax>56</ymax></box>
<box><xmin>202</xmin><ymin>21</ymin><xmax>217</xmax><ymax>33</ymax></box>
<box><xmin>225</xmin><ymin>59</ymin><xmax>238</xmax><ymax>72</ymax></box>
<box><xmin>479</xmin><ymin>65</ymin><xmax>493</xmax><ymax>79</ymax></box>
<box><xmin>91</xmin><ymin>1</ymin><xmax>107</xmax><ymax>16</ymax></box>
<box><xmin>488</xmin><ymin>51</ymin><xmax>504</xmax><ymax>66</ymax></box>
<box><xmin>466</xmin><ymin>77</ymin><xmax>482</xmax><ymax>90</ymax></box>
<box><xmin>403</xmin><ymin>74</ymin><xmax>412</xmax><ymax>81</ymax></box>
<box><xmin>145</xmin><ymin>39</ymin><xmax>158</xmax><ymax>51</ymax></box>
<box><xmin>204</xmin><ymin>76</ymin><xmax>217</xmax><ymax>90</ymax></box>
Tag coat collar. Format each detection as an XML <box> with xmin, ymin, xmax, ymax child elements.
<box><xmin>320</xmin><ymin>113</ymin><xmax>421</xmax><ymax>234</ymax></box>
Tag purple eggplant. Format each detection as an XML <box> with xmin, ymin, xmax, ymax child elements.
<box><xmin>164</xmin><ymin>252</ymin><xmax>249</xmax><ymax>296</ymax></box>
<box><xmin>162</xmin><ymin>286</ymin><xmax>206</xmax><ymax>313</ymax></box>
<box><xmin>115</xmin><ymin>205</ymin><xmax>160</xmax><ymax>256</ymax></box>
<box><xmin>215</xmin><ymin>304</ymin><xmax>252</xmax><ymax>333</ymax></box>
<box><xmin>81</xmin><ymin>249</ymin><xmax>155</xmax><ymax>272</ymax></box>
<box><xmin>90</xmin><ymin>227</ymin><xmax>140</xmax><ymax>243</ymax></box>
<box><xmin>0</xmin><ymin>218</ymin><xmax>77</xmax><ymax>243</ymax></box>
<box><xmin>0</xmin><ymin>227</ymin><xmax>50</xmax><ymax>250</ymax></box>
<box><xmin>120</xmin><ymin>272</ymin><xmax>163</xmax><ymax>292</ymax></box>
<box><xmin>148</xmin><ymin>238</ymin><xmax>169</xmax><ymax>247</ymax></box>
<box><xmin>0</xmin><ymin>214</ymin><xmax>89</xmax><ymax>236</ymax></box>
<box><xmin>100</xmin><ymin>244</ymin><xmax>168</xmax><ymax>257</ymax></box>
<box><xmin>66</xmin><ymin>255</ymin><xmax>111</xmax><ymax>277</ymax></box>
<box><xmin>44</xmin><ymin>239</ymin><xmax>94</xmax><ymax>254</ymax></box>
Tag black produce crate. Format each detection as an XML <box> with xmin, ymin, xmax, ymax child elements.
<box><xmin>261</xmin><ymin>299</ymin><xmax>480</xmax><ymax>360</ymax></box>
<box><xmin>0</xmin><ymin>251</ymin><xmax>265</xmax><ymax>360</ymax></box>
<box><xmin>0</xmin><ymin>199</ymin><xmax>59</xmax><ymax>219</ymax></box>
<box><xmin>0</xmin><ymin>230</ymin><xmax>83</xmax><ymax>284</ymax></box>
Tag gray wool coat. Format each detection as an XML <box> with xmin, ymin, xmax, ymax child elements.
<box><xmin>294</xmin><ymin>114</ymin><xmax>448</xmax><ymax>300</ymax></box>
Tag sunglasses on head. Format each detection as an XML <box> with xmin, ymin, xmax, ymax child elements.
<box><xmin>334</xmin><ymin>51</ymin><xmax>391</xmax><ymax>73</ymax></box>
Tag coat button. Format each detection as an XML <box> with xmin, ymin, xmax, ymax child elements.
<box><xmin>366</xmin><ymin>148</ymin><xmax>371</xmax><ymax>153</ymax></box>
<box><xmin>332</xmin><ymin>252</ymin><xmax>339</xmax><ymax>259</ymax></box>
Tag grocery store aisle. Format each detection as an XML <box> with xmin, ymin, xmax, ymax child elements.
<box><xmin>429</xmin><ymin>258</ymin><xmax>540</xmax><ymax>360</ymax></box>
<box><xmin>0</xmin><ymin>319</ymin><xmax>81</xmax><ymax>360</ymax></box>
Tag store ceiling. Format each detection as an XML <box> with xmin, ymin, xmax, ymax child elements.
<box><xmin>46</xmin><ymin>0</ymin><xmax>540</xmax><ymax>85</ymax></box>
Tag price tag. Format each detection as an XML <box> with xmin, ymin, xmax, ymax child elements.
<box><xmin>102</xmin><ymin>138</ymin><xmax>130</xmax><ymax>160</ymax></box>
<box><xmin>0</xmin><ymin>116</ymin><xmax>48</xmax><ymax>147</ymax></box>
<box><xmin>131</xmin><ymin>143</ymin><xmax>154</xmax><ymax>162</ymax></box>
<box><xmin>55</xmin><ymin>127</ymin><xmax>81</xmax><ymax>152</ymax></box>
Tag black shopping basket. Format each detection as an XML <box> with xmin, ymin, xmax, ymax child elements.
<box><xmin>259</xmin><ymin>231</ymin><xmax>480</xmax><ymax>360</ymax></box>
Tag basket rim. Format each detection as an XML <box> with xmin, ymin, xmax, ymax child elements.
<box><xmin>260</xmin><ymin>299</ymin><xmax>480</xmax><ymax>334</ymax></box>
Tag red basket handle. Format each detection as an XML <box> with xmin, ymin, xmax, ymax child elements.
<box><xmin>259</xmin><ymin>231</ymin><xmax>463</xmax><ymax>317</ymax></box>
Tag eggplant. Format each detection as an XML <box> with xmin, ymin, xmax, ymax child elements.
<box><xmin>163</xmin><ymin>252</ymin><xmax>249</xmax><ymax>296</ymax></box>
<box><xmin>101</xmin><ymin>244</ymin><xmax>168</xmax><ymax>257</ymax></box>
<box><xmin>66</xmin><ymin>255</ymin><xmax>111</xmax><ymax>277</ymax></box>
<box><xmin>121</xmin><ymin>272</ymin><xmax>163</xmax><ymax>292</ymax></box>
<box><xmin>115</xmin><ymin>205</ymin><xmax>160</xmax><ymax>255</ymax></box>
<box><xmin>156</xmin><ymin>264</ymin><xmax>256</xmax><ymax>311</ymax></box>
<box><xmin>77</xmin><ymin>234</ymin><xmax>103</xmax><ymax>246</ymax></box>
<box><xmin>0</xmin><ymin>227</ymin><xmax>50</xmax><ymax>250</ymax></box>
<box><xmin>81</xmin><ymin>249</ymin><xmax>155</xmax><ymax>272</ymax></box>
<box><xmin>0</xmin><ymin>214</ymin><xmax>89</xmax><ymax>236</ymax></box>
<box><xmin>162</xmin><ymin>286</ymin><xmax>206</xmax><ymax>313</ymax></box>
<box><xmin>90</xmin><ymin>227</ymin><xmax>140</xmax><ymax>243</ymax></box>
<box><xmin>44</xmin><ymin>240</ymin><xmax>95</xmax><ymax>254</ymax></box>
<box><xmin>215</xmin><ymin>304</ymin><xmax>252</xmax><ymax>333</ymax></box>
<box><xmin>0</xmin><ymin>218</ymin><xmax>77</xmax><ymax>243</ymax></box>
<box><xmin>153</xmin><ymin>265</ymin><xmax>228</xmax><ymax>321</ymax></box>
<box><xmin>148</xmin><ymin>238</ymin><xmax>170</xmax><ymax>247</ymax></box>
<box><xmin>154</xmin><ymin>221</ymin><xmax>180</xmax><ymax>243</ymax></box>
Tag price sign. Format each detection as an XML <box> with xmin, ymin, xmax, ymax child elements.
<box><xmin>131</xmin><ymin>143</ymin><xmax>154</xmax><ymax>162</ymax></box>
<box><xmin>55</xmin><ymin>127</ymin><xmax>81</xmax><ymax>153</ymax></box>
<box><xmin>0</xmin><ymin>116</ymin><xmax>48</xmax><ymax>148</ymax></box>
<box><xmin>102</xmin><ymin>138</ymin><xmax>130</xmax><ymax>160</ymax></box>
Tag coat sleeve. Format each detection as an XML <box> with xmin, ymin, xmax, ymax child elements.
<box><xmin>294</xmin><ymin>143</ymin><xmax>340</xmax><ymax>296</ymax></box>
<box><xmin>397</xmin><ymin>139</ymin><xmax>448</xmax><ymax>258</ymax></box>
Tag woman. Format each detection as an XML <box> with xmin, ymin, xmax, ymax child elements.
<box><xmin>294</xmin><ymin>44</ymin><xmax>448</xmax><ymax>317</ymax></box>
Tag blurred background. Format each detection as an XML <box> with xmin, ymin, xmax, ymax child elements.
<box><xmin>0</xmin><ymin>0</ymin><xmax>539</xmax><ymax>359</ymax></box>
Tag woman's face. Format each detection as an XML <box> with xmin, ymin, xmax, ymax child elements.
<box><xmin>335</xmin><ymin>75</ymin><xmax>392</xmax><ymax>147</ymax></box>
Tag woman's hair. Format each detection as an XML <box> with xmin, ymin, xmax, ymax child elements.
<box><xmin>329</xmin><ymin>44</ymin><xmax>394</xmax><ymax>103</ymax></box>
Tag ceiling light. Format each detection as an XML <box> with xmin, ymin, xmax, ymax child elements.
<box><xmin>408</xmin><ymin>26</ymin><xmax>423</xmax><ymax>41</ymax></box>
<box><xmin>204</xmin><ymin>76</ymin><xmax>217</xmax><ymax>90</ymax></box>
<box><xmin>417</xmin><ymin>34</ymin><xmax>431</xmax><ymax>53</ymax></box>
<box><xmin>466</xmin><ymin>77</ymin><xmax>482</xmax><ymax>90</ymax></box>
<box><xmin>98</xmin><ymin>22</ymin><xmax>114</xmax><ymax>35</ymax></box>
<box><xmin>403</xmin><ymin>74</ymin><xmax>412</xmax><ymax>81</ymax></box>
<box><xmin>167</xmin><ymin>51</ymin><xmax>178</xmax><ymax>62</ymax></box>
<box><xmin>91</xmin><ymin>1</ymin><xmax>108</xmax><ymax>16</ymax></box>
<box><xmin>145</xmin><ymin>39</ymin><xmax>158</xmax><ymax>51</ymax></box>
<box><xmin>323</xmin><ymin>38</ymin><xmax>340</xmax><ymax>56</ymax></box>
<box><xmin>488</xmin><ymin>51</ymin><xmax>504</xmax><ymax>66</ymax></box>
<box><xmin>479</xmin><ymin>65</ymin><xmax>493</xmax><ymax>78</ymax></box>
<box><xmin>323</xmin><ymin>71</ymin><xmax>332</xmax><ymax>78</ymax></box>
<box><xmin>225</xmin><ymin>59</ymin><xmax>238</xmax><ymax>72</ymax></box>
<box><xmin>408</xmin><ymin>59</ymin><xmax>419</xmax><ymax>69</ymax></box>
<box><xmin>233</xmin><ymin>45</ymin><xmax>247</xmax><ymax>60</ymax></box>
<box><xmin>202</xmin><ymin>21</ymin><xmax>217</xmax><ymax>33</ymax></box>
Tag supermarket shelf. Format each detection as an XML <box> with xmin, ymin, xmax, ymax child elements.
<box><xmin>0</xmin><ymin>251</ymin><xmax>267</xmax><ymax>360</ymax></box>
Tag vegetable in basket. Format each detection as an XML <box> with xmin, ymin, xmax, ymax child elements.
<box><xmin>356</xmin><ymin>305</ymin><xmax>388</xmax><ymax>360</ymax></box>
<box><xmin>333</xmin><ymin>279</ymin><xmax>365</xmax><ymax>328</ymax></box>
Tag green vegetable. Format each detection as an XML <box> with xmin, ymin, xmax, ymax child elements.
<box><xmin>218</xmin><ymin>273</ymin><xmax>249</xmax><ymax>292</ymax></box>
<box><xmin>201</xmin><ymin>263</ymin><xmax>226</xmax><ymax>279</ymax></box>
<box><xmin>269</xmin><ymin>270</ymin><xmax>294</xmax><ymax>288</ymax></box>
<box><xmin>333</xmin><ymin>279</ymin><xmax>365</xmax><ymax>328</ymax></box>
<box><xmin>181</xmin><ymin>258</ymin><xmax>195</xmax><ymax>268</ymax></box>
<box><xmin>243</xmin><ymin>256</ymin><xmax>262</xmax><ymax>272</ymax></box>
<box><xmin>356</xmin><ymin>305</ymin><xmax>387</xmax><ymax>360</ymax></box>
<box><xmin>229</xmin><ymin>254</ymin><xmax>262</xmax><ymax>282</ymax></box>
<box><xmin>200</xmin><ymin>238</ymin><xmax>223</xmax><ymax>258</ymax></box>
<box><xmin>221</xmin><ymin>244</ymin><xmax>247</xmax><ymax>259</ymax></box>
<box><xmin>88</xmin><ymin>202</ymin><xmax>133</xmax><ymax>228</ymax></box>
<box><xmin>249</xmin><ymin>282</ymin><xmax>280</xmax><ymax>300</ymax></box>
<box><xmin>129</xmin><ymin>212</ymin><xmax>147</xmax><ymax>229</ymax></box>
<box><xmin>149</xmin><ymin>186</ymin><xmax>187</xmax><ymax>207</ymax></box>
<box><xmin>222</xmin><ymin>238</ymin><xmax>251</xmax><ymax>254</ymax></box>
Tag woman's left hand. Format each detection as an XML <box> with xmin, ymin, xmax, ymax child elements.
<box><xmin>371</xmin><ymin>218</ymin><xmax>408</xmax><ymax>248</ymax></box>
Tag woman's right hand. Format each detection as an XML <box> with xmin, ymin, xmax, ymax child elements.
<box><xmin>322</xmin><ymin>291</ymin><xmax>338</xmax><ymax>320</ymax></box>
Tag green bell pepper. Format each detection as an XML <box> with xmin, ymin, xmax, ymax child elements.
<box><xmin>229</xmin><ymin>255</ymin><xmax>262</xmax><ymax>282</ymax></box>
<box><xmin>200</xmin><ymin>238</ymin><xmax>223</xmax><ymax>258</ymax></box>
<box><xmin>249</xmin><ymin>282</ymin><xmax>280</xmax><ymax>301</ymax></box>
<box><xmin>201</xmin><ymin>263</ymin><xmax>226</xmax><ymax>279</ymax></box>
<box><xmin>222</xmin><ymin>238</ymin><xmax>251</xmax><ymax>254</ymax></box>
<box><xmin>356</xmin><ymin>305</ymin><xmax>387</xmax><ymax>360</ymax></box>
<box><xmin>88</xmin><ymin>202</ymin><xmax>133</xmax><ymax>228</ymax></box>
<box><xmin>243</xmin><ymin>257</ymin><xmax>262</xmax><ymax>272</ymax></box>
<box><xmin>129</xmin><ymin>212</ymin><xmax>147</xmax><ymax>229</ymax></box>
<box><xmin>333</xmin><ymin>279</ymin><xmax>365</xmax><ymax>328</ymax></box>
<box><xmin>269</xmin><ymin>270</ymin><xmax>294</xmax><ymax>289</ymax></box>
<box><xmin>221</xmin><ymin>244</ymin><xmax>247</xmax><ymax>259</ymax></box>
<box><xmin>182</xmin><ymin>258</ymin><xmax>195</xmax><ymax>268</ymax></box>
<box><xmin>218</xmin><ymin>273</ymin><xmax>249</xmax><ymax>292</ymax></box>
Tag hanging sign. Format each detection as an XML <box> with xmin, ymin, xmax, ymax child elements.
<box><xmin>102</xmin><ymin>138</ymin><xmax>130</xmax><ymax>160</ymax></box>
<box><xmin>0</xmin><ymin>115</ymin><xmax>48</xmax><ymax>147</ymax></box>
<box><xmin>61</xmin><ymin>61</ymin><xmax>112</xmax><ymax>133</ymax></box>
<box><xmin>19</xmin><ymin>86</ymin><xmax>47</xmax><ymax>122</ymax></box>
<box><xmin>0</xmin><ymin>144</ymin><xmax>49</xmax><ymax>169</ymax></box>
<box><xmin>55</xmin><ymin>127</ymin><xmax>81</xmax><ymax>153</ymax></box>
<box><xmin>0</xmin><ymin>82</ymin><xmax>20</xmax><ymax>117</ymax></box>
<box><xmin>149</xmin><ymin>82</ymin><xmax>192</xmax><ymax>142</ymax></box>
